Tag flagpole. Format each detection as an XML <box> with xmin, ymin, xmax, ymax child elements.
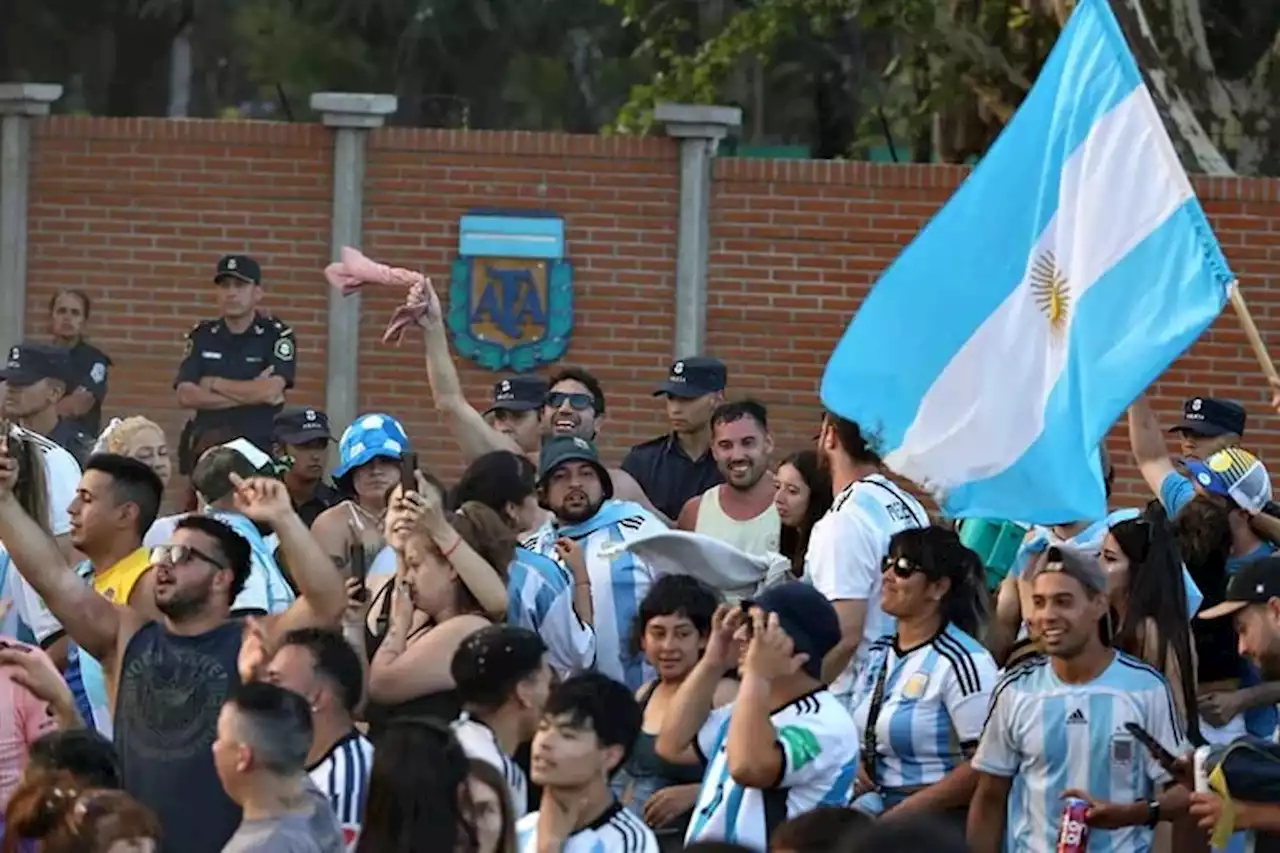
<box><xmin>1228</xmin><ymin>282</ymin><xmax>1280</xmax><ymax>384</ymax></box>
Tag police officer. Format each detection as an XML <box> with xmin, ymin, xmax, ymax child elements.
<box><xmin>273</xmin><ymin>406</ymin><xmax>341</xmax><ymax>527</ymax></box>
<box><xmin>48</xmin><ymin>289</ymin><xmax>112</xmax><ymax>436</ymax></box>
<box><xmin>174</xmin><ymin>254</ymin><xmax>296</xmax><ymax>473</ymax></box>
<box><xmin>1</xmin><ymin>343</ymin><xmax>93</xmax><ymax>463</ymax></box>
<box><xmin>1167</xmin><ymin>396</ymin><xmax>1247</xmax><ymax>461</ymax></box>
<box><xmin>483</xmin><ymin>374</ymin><xmax>549</xmax><ymax>455</ymax></box>
<box><xmin>621</xmin><ymin>356</ymin><xmax>727</xmax><ymax>520</ymax></box>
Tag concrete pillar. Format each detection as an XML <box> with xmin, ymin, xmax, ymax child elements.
<box><xmin>655</xmin><ymin>102</ymin><xmax>742</xmax><ymax>360</ymax></box>
<box><xmin>0</xmin><ymin>83</ymin><xmax>62</xmax><ymax>357</ymax></box>
<box><xmin>309</xmin><ymin>93</ymin><xmax>397</xmax><ymax>438</ymax></box>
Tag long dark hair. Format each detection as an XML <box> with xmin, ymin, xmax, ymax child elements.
<box><xmin>466</xmin><ymin>759</ymin><xmax>517</xmax><ymax>853</ymax></box>
<box><xmin>886</xmin><ymin>526</ymin><xmax>989</xmax><ymax>638</ymax></box>
<box><xmin>1110</xmin><ymin>502</ymin><xmax>1202</xmax><ymax>745</ymax></box>
<box><xmin>776</xmin><ymin>450</ymin><xmax>833</xmax><ymax>576</ymax></box>
<box><xmin>357</xmin><ymin>719</ymin><xmax>477</xmax><ymax>853</ymax></box>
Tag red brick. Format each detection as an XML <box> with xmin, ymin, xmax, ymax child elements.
<box><xmin>20</xmin><ymin>116</ymin><xmax>1280</xmax><ymax>510</ymax></box>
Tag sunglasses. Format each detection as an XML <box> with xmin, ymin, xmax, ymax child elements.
<box><xmin>881</xmin><ymin>555</ymin><xmax>925</xmax><ymax>578</ymax></box>
<box><xmin>149</xmin><ymin>544</ymin><xmax>227</xmax><ymax>570</ymax></box>
<box><xmin>545</xmin><ymin>391</ymin><xmax>594</xmax><ymax>412</ymax></box>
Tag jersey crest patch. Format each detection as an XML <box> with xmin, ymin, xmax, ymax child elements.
<box><xmin>778</xmin><ymin>725</ymin><xmax>822</xmax><ymax>772</ymax></box>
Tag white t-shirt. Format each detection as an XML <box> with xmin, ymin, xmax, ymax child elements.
<box><xmin>453</xmin><ymin>714</ymin><xmax>528</xmax><ymax>819</ymax></box>
<box><xmin>517</xmin><ymin>802</ymin><xmax>658</xmax><ymax>853</ymax></box>
<box><xmin>803</xmin><ymin>474</ymin><xmax>927</xmax><ymax>703</ymax></box>
<box><xmin>0</xmin><ymin>429</ymin><xmax>82</xmax><ymax>645</ymax></box>
<box><xmin>684</xmin><ymin>688</ymin><xmax>859</xmax><ymax>850</ymax></box>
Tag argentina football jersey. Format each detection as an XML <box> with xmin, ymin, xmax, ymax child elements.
<box><xmin>972</xmin><ymin>652</ymin><xmax>1186</xmax><ymax>853</ymax></box>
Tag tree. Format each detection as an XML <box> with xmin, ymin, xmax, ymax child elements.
<box><xmin>608</xmin><ymin>0</ymin><xmax>1280</xmax><ymax>176</ymax></box>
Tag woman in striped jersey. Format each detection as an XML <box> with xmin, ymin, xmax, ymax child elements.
<box><xmin>849</xmin><ymin>526</ymin><xmax>998</xmax><ymax>825</ymax></box>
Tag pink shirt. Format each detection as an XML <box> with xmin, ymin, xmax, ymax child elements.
<box><xmin>0</xmin><ymin>642</ymin><xmax>60</xmax><ymax>807</ymax></box>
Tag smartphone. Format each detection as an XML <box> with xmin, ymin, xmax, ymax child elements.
<box><xmin>349</xmin><ymin>542</ymin><xmax>369</xmax><ymax>603</ymax></box>
<box><xmin>1124</xmin><ymin>722</ymin><xmax>1180</xmax><ymax>775</ymax></box>
<box><xmin>400</xmin><ymin>452</ymin><xmax>419</xmax><ymax>493</ymax></box>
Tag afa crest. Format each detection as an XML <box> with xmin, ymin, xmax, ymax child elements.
<box><xmin>447</xmin><ymin>210</ymin><xmax>574</xmax><ymax>373</ymax></box>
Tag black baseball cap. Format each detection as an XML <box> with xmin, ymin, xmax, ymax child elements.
<box><xmin>536</xmin><ymin>435</ymin><xmax>613</xmax><ymax>499</ymax></box>
<box><xmin>1169</xmin><ymin>397</ymin><xmax>1246</xmax><ymax>438</ymax></box>
<box><xmin>273</xmin><ymin>406</ymin><xmax>334</xmax><ymax>445</ymax></box>
<box><xmin>214</xmin><ymin>254</ymin><xmax>262</xmax><ymax>285</ymax></box>
<box><xmin>484</xmin><ymin>375</ymin><xmax>549</xmax><ymax>416</ymax></box>
<box><xmin>1198</xmin><ymin>555</ymin><xmax>1280</xmax><ymax>620</ymax></box>
<box><xmin>752</xmin><ymin>582</ymin><xmax>842</xmax><ymax>680</ymax></box>
<box><xmin>0</xmin><ymin>343</ymin><xmax>71</xmax><ymax>387</ymax></box>
<box><xmin>653</xmin><ymin>356</ymin><xmax>728</xmax><ymax>399</ymax></box>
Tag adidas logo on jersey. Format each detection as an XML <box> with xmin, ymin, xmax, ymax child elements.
<box><xmin>1066</xmin><ymin>708</ymin><xmax>1087</xmax><ymax>725</ymax></box>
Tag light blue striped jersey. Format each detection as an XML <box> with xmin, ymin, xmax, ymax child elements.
<box><xmin>685</xmin><ymin>689</ymin><xmax>858</xmax><ymax>851</ymax></box>
<box><xmin>803</xmin><ymin>474</ymin><xmax>928</xmax><ymax>704</ymax></box>
<box><xmin>524</xmin><ymin>501</ymin><xmax>664</xmax><ymax>692</ymax></box>
<box><xmin>206</xmin><ymin>510</ymin><xmax>295</xmax><ymax>615</ymax></box>
<box><xmin>972</xmin><ymin>651</ymin><xmax>1187</xmax><ymax>853</ymax></box>
<box><xmin>517</xmin><ymin>802</ymin><xmax>657</xmax><ymax>853</ymax></box>
<box><xmin>308</xmin><ymin>729</ymin><xmax>373</xmax><ymax>851</ymax></box>
<box><xmin>850</xmin><ymin>624</ymin><xmax>998</xmax><ymax>793</ymax></box>
<box><xmin>507</xmin><ymin>546</ymin><xmax>595</xmax><ymax>677</ymax></box>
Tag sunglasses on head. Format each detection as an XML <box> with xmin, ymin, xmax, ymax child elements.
<box><xmin>881</xmin><ymin>555</ymin><xmax>925</xmax><ymax>578</ymax></box>
<box><xmin>149</xmin><ymin>543</ymin><xmax>227</xmax><ymax>570</ymax></box>
<box><xmin>545</xmin><ymin>391</ymin><xmax>594</xmax><ymax>412</ymax></box>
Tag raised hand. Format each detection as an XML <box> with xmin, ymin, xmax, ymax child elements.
<box><xmin>227</xmin><ymin>472</ymin><xmax>295</xmax><ymax>526</ymax></box>
<box><xmin>741</xmin><ymin>609</ymin><xmax>809</xmax><ymax>683</ymax></box>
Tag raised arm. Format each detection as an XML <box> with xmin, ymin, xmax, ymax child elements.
<box><xmin>655</xmin><ymin>605</ymin><xmax>742</xmax><ymax>763</ymax></box>
<box><xmin>411</xmin><ymin>283</ymin><xmax>521</xmax><ymax>462</ymax></box>
<box><xmin>0</xmin><ymin>441</ymin><xmax>128</xmax><ymax>665</ymax></box>
<box><xmin>1128</xmin><ymin>396</ymin><xmax>1178</xmax><ymax>498</ymax></box>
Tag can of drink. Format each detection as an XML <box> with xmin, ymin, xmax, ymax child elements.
<box><xmin>1057</xmin><ymin>797</ymin><xmax>1091</xmax><ymax>853</ymax></box>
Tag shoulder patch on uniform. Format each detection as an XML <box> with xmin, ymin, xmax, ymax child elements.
<box><xmin>271</xmin><ymin>318</ymin><xmax>294</xmax><ymax>337</ymax></box>
<box><xmin>777</xmin><ymin>725</ymin><xmax>822</xmax><ymax>772</ymax></box>
<box><xmin>274</xmin><ymin>337</ymin><xmax>295</xmax><ymax>361</ymax></box>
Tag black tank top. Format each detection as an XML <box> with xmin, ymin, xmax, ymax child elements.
<box><xmin>361</xmin><ymin>583</ymin><xmax>465</xmax><ymax>742</ymax></box>
<box><xmin>113</xmin><ymin>620</ymin><xmax>244</xmax><ymax>853</ymax></box>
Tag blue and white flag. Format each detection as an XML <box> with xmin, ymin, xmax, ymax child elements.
<box><xmin>820</xmin><ymin>0</ymin><xmax>1233</xmax><ymax>523</ymax></box>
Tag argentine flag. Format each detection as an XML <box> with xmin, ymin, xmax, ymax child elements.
<box><xmin>820</xmin><ymin>0</ymin><xmax>1233</xmax><ymax>524</ymax></box>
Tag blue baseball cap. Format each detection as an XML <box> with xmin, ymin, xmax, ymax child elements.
<box><xmin>1185</xmin><ymin>447</ymin><xmax>1272</xmax><ymax>515</ymax></box>
<box><xmin>751</xmin><ymin>582</ymin><xmax>841</xmax><ymax>680</ymax></box>
<box><xmin>333</xmin><ymin>413</ymin><xmax>411</xmax><ymax>480</ymax></box>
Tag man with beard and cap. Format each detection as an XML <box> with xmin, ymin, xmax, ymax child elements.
<box><xmin>522</xmin><ymin>436</ymin><xmax>665</xmax><ymax>691</ymax></box>
<box><xmin>1191</xmin><ymin>557</ymin><xmax>1280</xmax><ymax>844</ymax></box>
<box><xmin>656</xmin><ymin>582</ymin><xmax>857</xmax><ymax>851</ymax></box>
<box><xmin>400</xmin><ymin>283</ymin><xmax>667</xmax><ymax>521</ymax></box>
<box><xmin>0</xmin><ymin>440</ymin><xmax>348</xmax><ymax>853</ymax></box>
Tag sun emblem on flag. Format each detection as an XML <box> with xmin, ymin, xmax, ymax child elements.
<box><xmin>1030</xmin><ymin>251</ymin><xmax>1070</xmax><ymax>334</ymax></box>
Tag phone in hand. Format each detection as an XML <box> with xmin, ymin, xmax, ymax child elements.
<box><xmin>349</xmin><ymin>542</ymin><xmax>369</xmax><ymax>604</ymax></box>
<box><xmin>400</xmin><ymin>452</ymin><xmax>419</xmax><ymax>493</ymax></box>
<box><xmin>1124</xmin><ymin>722</ymin><xmax>1181</xmax><ymax>776</ymax></box>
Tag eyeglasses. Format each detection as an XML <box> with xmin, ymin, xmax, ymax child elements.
<box><xmin>545</xmin><ymin>391</ymin><xmax>594</xmax><ymax>412</ymax></box>
<box><xmin>881</xmin><ymin>555</ymin><xmax>924</xmax><ymax>578</ymax></box>
<box><xmin>149</xmin><ymin>544</ymin><xmax>226</xmax><ymax>570</ymax></box>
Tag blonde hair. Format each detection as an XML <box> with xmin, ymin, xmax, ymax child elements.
<box><xmin>94</xmin><ymin>417</ymin><xmax>165</xmax><ymax>456</ymax></box>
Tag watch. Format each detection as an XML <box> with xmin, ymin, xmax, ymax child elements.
<box><xmin>1145</xmin><ymin>800</ymin><xmax>1161</xmax><ymax>827</ymax></box>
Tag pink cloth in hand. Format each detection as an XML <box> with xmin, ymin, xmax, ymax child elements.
<box><xmin>324</xmin><ymin>246</ymin><xmax>424</xmax><ymax>296</ymax></box>
<box><xmin>323</xmin><ymin>246</ymin><xmax>431</xmax><ymax>345</ymax></box>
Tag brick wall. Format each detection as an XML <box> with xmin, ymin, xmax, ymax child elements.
<box><xmin>20</xmin><ymin>117</ymin><xmax>1280</xmax><ymax>511</ymax></box>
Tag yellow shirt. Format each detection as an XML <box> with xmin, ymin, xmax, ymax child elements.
<box><xmin>92</xmin><ymin>548</ymin><xmax>151</xmax><ymax>606</ymax></box>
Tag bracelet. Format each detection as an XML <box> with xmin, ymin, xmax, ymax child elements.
<box><xmin>441</xmin><ymin>534</ymin><xmax>463</xmax><ymax>559</ymax></box>
<box><xmin>575</xmin><ymin>581</ymin><xmax>591</xmax><ymax>588</ymax></box>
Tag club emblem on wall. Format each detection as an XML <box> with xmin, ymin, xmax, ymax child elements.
<box><xmin>447</xmin><ymin>209</ymin><xmax>573</xmax><ymax>372</ymax></box>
